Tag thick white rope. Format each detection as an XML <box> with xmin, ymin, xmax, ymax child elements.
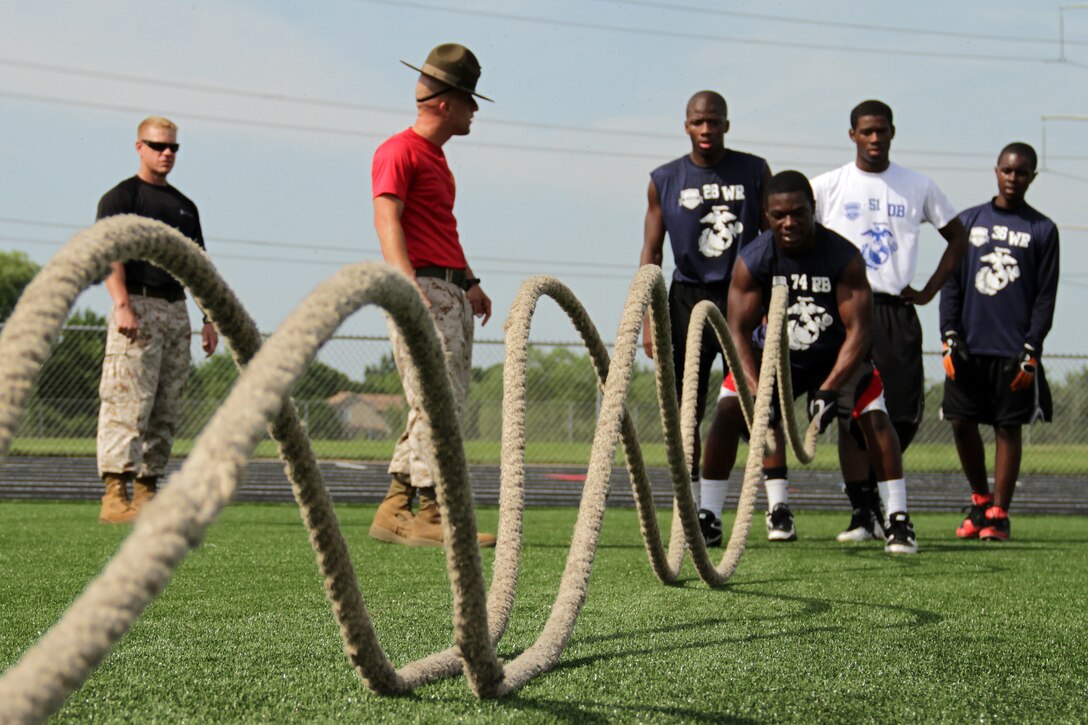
<box><xmin>772</xmin><ymin>303</ymin><xmax>823</xmax><ymax>464</ymax></box>
<box><xmin>0</xmin><ymin>218</ymin><xmax>796</xmax><ymax>721</ymax></box>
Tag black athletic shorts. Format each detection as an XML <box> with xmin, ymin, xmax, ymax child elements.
<box><xmin>871</xmin><ymin>294</ymin><xmax>924</xmax><ymax>426</ymax></box>
<box><xmin>668</xmin><ymin>280</ymin><xmax>726</xmax><ymax>422</ymax></box>
<box><xmin>721</xmin><ymin>361</ymin><xmax>887</xmax><ymax>419</ymax></box>
<box><xmin>942</xmin><ymin>355</ymin><xmax>1053</xmax><ymax>426</ymax></box>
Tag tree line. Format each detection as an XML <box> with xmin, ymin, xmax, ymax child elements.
<box><xmin>5</xmin><ymin>249</ymin><xmax>1087</xmax><ymax>446</ymax></box>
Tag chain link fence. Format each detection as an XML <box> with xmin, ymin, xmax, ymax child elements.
<box><xmin>8</xmin><ymin>323</ymin><xmax>1088</xmax><ymax>474</ymax></box>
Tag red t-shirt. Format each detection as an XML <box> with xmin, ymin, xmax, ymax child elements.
<box><xmin>371</xmin><ymin>128</ymin><xmax>467</xmax><ymax>270</ymax></box>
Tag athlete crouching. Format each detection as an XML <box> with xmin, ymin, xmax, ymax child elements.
<box><xmin>697</xmin><ymin>170</ymin><xmax>917</xmax><ymax>554</ymax></box>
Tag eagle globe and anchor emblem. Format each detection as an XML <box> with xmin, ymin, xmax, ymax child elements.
<box><xmin>787</xmin><ymin>296</ymin><xmax>834</xmax><ymax>351</ymax></box>
<box><xmin>860</xmin><ymin>224</ymin><xmax>898</xmax><ymax>269</ymax></box>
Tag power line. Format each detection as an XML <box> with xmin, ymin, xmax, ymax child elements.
<box><xmin>0</xmin><ymin>55</ymin><xmax>817</xmax><ymax>151</ymax></box>
<box><xmin>0</xmin><ymin>234</ymin><xmax>643</xmax><ymax>280</ymax></box>
<box><xmin>0</xmin><ymin>56</ymin><xmax>682</xmax><ymax>144</ymax></box>
<box><xmin>0</xmin><ymin>89</ymin><xmax>386</xmax><ymax>140</ymax></box>
<box><xmin>588</xmin><ymin>0</ymin><xmax>1088</xmax><ymax>47</ymax></box>
<box><xmin>5</xmin><ymin>58</ymin><xmax>1088</xmax><ymax>161</ymax></box>
<box><xmin>0</xmin><ymin>218</ymin><xmax>74</xmax><ymax>230</ymax></box>
<box><xmin>6</xmin><ymin>55</ymin><xmax>1081</xmax><ymax>159</ymax></box>
<box><xmin>0</xmin><ymin>89</ymin><xmax>1020</xmax><ymax>174</ymax></box>
<box><xmin>1043</xmin><ymin>168</ymin><xmax>1088</xmax><ymax>184</ymax></box>
<box><xmin>0</xmin><ymin>217</ymin><xmax>639</xmax><ymax>270</ymax></box>
<box><xmin>7</xmin><ymin>208</ymin><xmax>1088</xmax><ymax>281</ymax></box>
<box><xmin>0</xmin><ymin>58</ymin><xmax>985</xmax><ymax>157</ymax></box>
<box><xmin>348</xmin><ymin>0</ymin><xmax>1056</xmax><ymax>64</ymax></box>
<box><xmin>0</xmin><ymin>57</ymin><xmax>410</xmax><ymax>118</ymax></box>
<box><xmin>11</xmin><ymin>234</ymin><xmax>1088</xmax><ymax>285</ymax></box>
<box><xmin>0</xmin><ymin>88</ymin><xmax>667</xmax><ymax>161</ymax></box>
<box><xmin>5</xmin><ymin>213</ymin><xmax>1088</xmax><ymax>248</ymax></box>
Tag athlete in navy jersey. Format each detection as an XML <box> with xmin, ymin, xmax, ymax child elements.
<box><xmin>941</xmin><ymin>201</ymin><xmax>1059</xmax><ymax>358</ymax></box>
<box><xmin>701</xmin><ymin>171</ymin><xmax>917</xmax><ymax>554</ymax></box>
<box><xmin>650</xmin><ymin>150</ymin><xmax>769</xmax><ymax>285</ymax></box>
<box><xmin>640</xmin><ymin>90</ymin><xmax>770</xmax><ymax>498</ymax></box>
<box><xmin>939</xmin><ymin>142</ymin><xmax>1059</xmax><ymax>542</ymax></box>
<box><xmin>739</xmin><ymin>224</ymin><xmax>854</xmax><ymax>374</ymax></box>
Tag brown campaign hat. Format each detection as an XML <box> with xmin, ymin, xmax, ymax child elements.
<box><xmin>401</xmin><ymin>43</ymin><xmax>493</xmax><ymax>102</ymax></box>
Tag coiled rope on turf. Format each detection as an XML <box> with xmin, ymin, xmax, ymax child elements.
<box><xmin>0</xmin><ymin>217</ymin><xmax>814</xmax><ymax>722</ymax></box>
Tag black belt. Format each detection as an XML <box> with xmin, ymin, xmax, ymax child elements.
<box><xmin>126</xmin><ymin>282</ymin><xmax>185</xmax><ymax>303</ymax></box>
<box><xmin>873</xmin><ymin>292</ymin><xmax>905</xmax><ymax>306</ymax></box>
<box><xmin>415</xmin><ymin>265</ymin><xmax>469</xmax><ymax>290</ymax></box>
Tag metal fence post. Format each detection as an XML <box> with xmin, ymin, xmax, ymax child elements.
<box><xmin>567</xmin><ymin>401</ymin><xmax>573</xmax><ymax>444</ymax></box>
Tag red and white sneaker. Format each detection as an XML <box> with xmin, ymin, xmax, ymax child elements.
<box><xmin>956</xmin><ymin>492</ymin><xmax>993</xmax><ymax>539</ymax></box>
<box><xmin>979</xmin><ymin>506</ymin><xmax>1011</xmax><ymax>541</ymax></box>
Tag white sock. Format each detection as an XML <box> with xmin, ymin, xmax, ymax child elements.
<box><xmin>878</xmin><ymin>478</ymin><xmax>907</xmax><ymax>520</ymax></box>
<box><xmin>700</xmin><ymin>478</ymin><xmax>729</xmax><ymax>515</ymax></box>
<box><xmin>765</xmin><ymin>478</ymin><xmax>789</xmax><ymax>510</ymax></box>
<box><xmin>690</xmin><ymin>477</ymin><xmax>701</xmax><ymax>509</ymax></box>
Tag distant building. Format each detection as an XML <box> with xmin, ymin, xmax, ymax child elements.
<box><xmin>326</xmin><ymin>392</ymin><xmax>404</xmax><ymax>440</ymax></box>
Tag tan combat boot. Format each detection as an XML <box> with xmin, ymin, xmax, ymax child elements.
<box><xmin>368</xmin><ymin>475</ymin><xmax>415</xmax><ymax>545</ymax></box>
<box><xmin>99</xmin><ymin>472</ymin><xmax>137</xmax><ymax>524</ymax></box>
<box><xmin>132</xmin><ymin>476</ymin><xmax>158</xmax><ymax>512</ymax></box>
<box><xmin>409</xmin><ymin>488</ymin><xmax>496</xmax><ymax>548</ymax></box>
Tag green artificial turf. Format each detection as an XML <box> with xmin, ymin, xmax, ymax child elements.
<box><xmin>0</xmin><ymin>502</ymin><xmax>1085</xmax><ymax>723</ymax></box>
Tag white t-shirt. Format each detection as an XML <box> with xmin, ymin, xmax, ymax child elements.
<box><xmin>811</xmin><ymin>162</ymin><xmax>957</xmax><ymax>295</ymax></box>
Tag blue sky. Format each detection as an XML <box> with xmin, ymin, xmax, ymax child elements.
<box><xmin>2</xmin><ymin>0</ymin><xmax>1086</xmax><ymax>354</ymax></box>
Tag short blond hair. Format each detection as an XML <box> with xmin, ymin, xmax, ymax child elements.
<box><xmin>137</xmin><ymin>116</ymin><xmax>177</xmax><ymax>137</ymax></box>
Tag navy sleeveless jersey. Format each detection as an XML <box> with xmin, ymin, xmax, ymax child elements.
<box><xmin>939</xmin><ymin>200</ymin><xmax>1059</xmax><ymax>357</ymax></box>
<box><xmin>741</xmin><ymin>225</ymin><xmax>860</xmax><ymax>371</ymax></box>
<box><xmin>651</xmin><ymin>150</ymin><xmax>768</xmax><ymax>285</ymax></box>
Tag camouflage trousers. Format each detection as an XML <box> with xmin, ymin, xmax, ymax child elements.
<box><xmin>97</xmin><ymin>296</ymin><xmax>191</xmax><ymax>478</ymax></box>
<box><xmin>387</xmin><ymin>277</ymin><xmax>474</xmax><ymax>488</ymax></box>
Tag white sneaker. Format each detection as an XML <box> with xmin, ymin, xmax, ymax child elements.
<box><xmin>835</xmin><ymin>508</ymin><xmax>884</xmax><ymax>542</ymax></box>
<box><xmin>883</xmin><ymin>511</ymin><xmax>919</xmax><ymax>554</ymax></box>
<box><xmin>765</xmin><ymin>503</ymin><xmax>797</xmax><ymax>542</ymax></box>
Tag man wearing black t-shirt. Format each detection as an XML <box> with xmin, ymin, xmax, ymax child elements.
<box><xmin>640</xmin><ymin>91</ymin><xmax>770</xmax><ymax>538</ymax></box>
<box><xmin>95</xmin><ymin>116</ymin><xmax>217</xmax><ymax>524</ymax></box>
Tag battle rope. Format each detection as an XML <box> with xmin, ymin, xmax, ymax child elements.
<box><xmin>0</xmin><ymin>217</ymin><xmax>814</xmax><ymax>722</ymax></box>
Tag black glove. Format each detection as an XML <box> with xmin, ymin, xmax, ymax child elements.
<box><xmin>766</xmin><ymin>398</ymin><xmax>782</xmax><ymax>430</ymax></box>
<box><xmin>808</xmin><ymin>389</ymin><xmax>838</xmax><ymax>434</ymax></box>
<box><xmin>765</xmin><ymin>385</ymin><xmax>784</xmax><ymax>430</ymax></box>
<box><xmin>941</xmin><ymin>331</ymin><xmax>970</xmax><ymax>381</ymax></box>
<box><xmin>1008</xmin><ymin>343</ymin><xmax>1037</xmax><ymax>392</ymax></box>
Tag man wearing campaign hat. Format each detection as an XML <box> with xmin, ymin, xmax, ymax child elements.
<box><xmin>369</xmin><ymin>43</ymin><xmax>496</xmax><ymax>548</ymax></box>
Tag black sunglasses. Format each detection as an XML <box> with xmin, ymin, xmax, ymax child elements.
<box><xmin>142</xmin><ymin>140</ymin><xmax>179</xmax><ymax>153</ymax></box>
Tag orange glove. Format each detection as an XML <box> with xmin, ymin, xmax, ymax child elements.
<box><xmin>1010</xmin><ymin>344</ymin><xmax>1037</xmax><ymax>392</ymax></box>
<box><xmin>941</xmin><ymin>331</ymin><xmax>969</xmax><ymax>381</ymax></box>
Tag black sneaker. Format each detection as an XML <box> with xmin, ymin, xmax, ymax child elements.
<box><xmin>979</xmin><ymin>508</ymin><xmax>1011</xmax><ymax>541</ymax></box>
<box><xmin>956</xmin><ymin>500</ymin><xmax>990</xmax><ymax>539</ymax></box>
<box><xmin>698</xmin><ymin>508</ymin><xmax>722</xmax><ymax>547</ymax></box>
<box><xmin>884</xmin><ymin>511</ymin><xmax>918</xmax><ymax>554</ymax></box>
<box><xmin>836</xmin><ymin>507</ymin><xmax>885</xmax><ymax>542</ymax></box>
<box><xmin>765</xmin><ymin>503</ymin><xmax>797</xmax><ymax>542</ymax></box>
